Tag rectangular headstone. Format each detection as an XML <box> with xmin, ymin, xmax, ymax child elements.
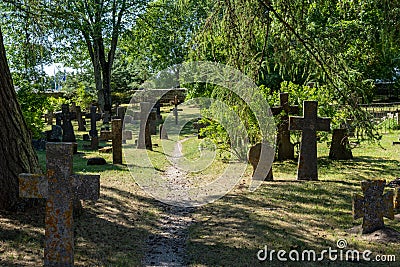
<box><xmin>112</xmin><ymin>119</ymin><xmax>123</xmax><ymax>164</ymax></box>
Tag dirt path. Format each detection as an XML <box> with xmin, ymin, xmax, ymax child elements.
<box><xmin>143</xmin><ymin>139</ymin><xmax>195</xmax><ymax>267</ymax></box>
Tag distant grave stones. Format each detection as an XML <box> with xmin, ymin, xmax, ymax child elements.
<box><xmin>353</xmin><ymin>179</ymin><xmax>394</xmax><ymax>234</ymax></box>
<box><xmin>328</xmin><ymin>129</ymin><xmax>353</xmax><ymax>160</ymax></box>
<box><xmin>248</xmin><ymin>143</ymin><xmax>273</xmax><ymax>181</ymax></box>
<box><xmin>289</xmin><ymin>101</ymin><xmax>331</xmax><ymax>181</ymax></box>
<box><xmin>271</xmin><ymin>92</ymin><xmax>299</xmax><ymax>160</ymax></box>
<box><xmin>19</xmin><ymin>143</ymin><xmax>100</xmax><ymax>267</ymax></box>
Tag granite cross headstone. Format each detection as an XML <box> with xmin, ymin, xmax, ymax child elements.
<box><xmin>271</xmin><ymin>92</ymin><xmax>299</xmax><ymax>160</ymax></box>
<box><xmin>353</xmin><ymin>179</ymin><xmax>394</xmax><ymax>234</ymax></box>
<box><xmin>19</xmin><ymin>143</ymin><xmax>100</xmax><ymax>267</ymax></box>
<box><xmin>289</xmin><ymin>101</ymin><xmax>331</xmax><ymax>181</ymax></box>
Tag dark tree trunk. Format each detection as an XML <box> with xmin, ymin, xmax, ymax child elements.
<box><xmin>0</xmin><ymin>27</ymin><xmax>41</xmax><ymax>211</ymax></box>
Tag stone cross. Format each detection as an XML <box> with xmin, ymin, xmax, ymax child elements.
<box><xmin>353</xmin><ymin>180</ymin><xmax>394</xmax><ymax>234</ymax></box>
<box><xmin>289</xmin><ymin>101</ymin><xmax>330</xmax><ymax>180</ymax></box>
<box><xmin>112</xmin><ymin>119</ymin><xmax>123</xmax><ymax>164</ymax></box>
<box><xmin>88</xmin><ymin>105</ymin><xmax>102</xmax><ymax>150</ymax></box>
<box><xmin>61</xmin><ymin>104</ymin><xmax>76</xmax><ymax>143</ymax></box>
<box><xmin>19</xmin><ymin>143</ymin><xmax>100</xmax><ymax>267</ymax></box>
<box><xmin>135</xmin><ymin>102</ymin><xmax>153</xmax><ymax>150</ymax></box>
<box><xmin>271</xmin><ymin>92</ymin><xmax>299</xmax><ymax>161</ymax></box>
<box><xmin>76</xmin><ymin>106</ymin><xmax>86</xmax><ymax>131</ymax></box>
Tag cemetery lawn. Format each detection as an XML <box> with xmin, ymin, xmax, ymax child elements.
<box><xmin>0</xmin><ymin>129</ymin><xmax>399</xmax><ymax>266</ymax></box>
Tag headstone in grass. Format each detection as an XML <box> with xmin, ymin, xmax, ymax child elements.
<box><xmin>248</xmin><ymin>143</ymin><xmax>273</xmax><ymax>181</ymax></box>
<box><xmin>100</xmin><ymin>130</ymin><xmax>113</xmax><ymax>141</ymax></box>
<box><xmin>159</xmin><ymin>124</ymin><xmax>168</xmax><ymax>140</ymax></box>
<box><xmin>328</xmin><ymin>128</ymin><xmax>353</xmax><ymax>160</ymax></box>
<box><xmin>19</xmin><ymin>143</ymin><xmax>100</xmax><ymax>267</ymax></box>
<box><xmin>135</xmin><ymin>102</ymin><xmax>153</xmax><ymax>150</ymax></box>
<box><xmin>76</xmin><ymin>106</ymin><xmax>86</xmax><ymax>131</ymax></box>
<box><xmin>289</xmin><ymin>101</ymin><xmax>331</xmax><ymax>181</ymax></box>
<box><xmin>271</xmin><ymin>92</ymin><xmax>299</xmax><ymax>161</ymax></box>
<box><xmin>112</xmin><ymin>119</ymin><xmax>123</xmax><ymax>164</ymax></box>
<box><xmin>353</xmin><ymin>179</ymin><xmax>394</xmax><ymax>234</ymax></box>
<box><xmin>88</xmin><ymin>105</ymin><xmax>102</xmax><ymax>150</ymax></box>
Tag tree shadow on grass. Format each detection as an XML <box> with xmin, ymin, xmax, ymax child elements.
<box><xmin>0</xmin><ymin>184</ymin><xmax>159</xmax><ymax>266</ymax></box>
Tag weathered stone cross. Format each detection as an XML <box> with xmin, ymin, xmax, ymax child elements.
<box><xmin>19</xmin><ymin>142</ymin><xmax>100</xmax><ymax>267</ymax></box>
<box><xmin>271</xmin><ymin>92</ymin><xmax>299</xmax><ymax>160</ymax></box>
<box><xmin>353</xmin><ymin>180</ymin><xmax>394</xmax><ymax>234</ymax></box>
<box><xmin>289</xmin><ymin>101</ymin><xmax>330</xmax><ymax>180</ymax></box>
<box><xmin>88</xmin><ymin>105</ymin><xmax>102</xmax><ymax>150</ymax></box>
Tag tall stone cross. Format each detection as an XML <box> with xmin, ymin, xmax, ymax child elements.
<box><xmin>135</xmin><ymin>102</ymin><xmax>153</xmax><ymax>150</ymax></box>
<box><xmin>353</xmin><ymin>180</ymin><xmax>394</xmax><ymax>234</ymax></box>
<box><xmin>271</xmin><ymin>92</ymin><xmax>299</xmax><ymax>160</ymax></box>
<box><xmin>289</xmin><ymin>101</ymin><xmax>330</xmax><ymax>180</ymax></box>
<box><xmin>88</xmin><ymin>105</ymin><xmax>102</xmax><ymax>150</ymax></box>
<box><xmin>19</xmin><ymin>143</ymin><xmax>100</xmax><ymax>267</ymax></box>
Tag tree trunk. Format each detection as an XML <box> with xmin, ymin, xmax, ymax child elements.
<box><xmin>0</xmin><ymin>27</ymin><xmax>41</xmax><ymax>211</ymax></box>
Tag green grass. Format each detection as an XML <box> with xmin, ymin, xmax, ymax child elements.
<box><xmin>186</xmin><ymin>132</ymin><xmax>400</xmax><ymax>267</ymax></box>
<box><xmin>2</xmin><ymin>120</ymin><xmax>400</xmax><ymax>266</ymax></box>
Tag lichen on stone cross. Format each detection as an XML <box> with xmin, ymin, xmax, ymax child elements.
<box><xmin>352</xmin><ymin>179</ymin><xmax>394</xmax><ymax>234</ymax></box>
<box><xmin>19</xmin><ymin>142</ymin><xmax>100</xmax><ymax>267</ymax></box>
<box><xmin>289</xmin><ymin>101</ymin><xmax>331</xmax><ymax>181</ymax></box>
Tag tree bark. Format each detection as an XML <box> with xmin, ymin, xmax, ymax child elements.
<box><xmin>0</xmin><ymin>27</ymin><xmax>41</xmax><ymax>211</ymax></box>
